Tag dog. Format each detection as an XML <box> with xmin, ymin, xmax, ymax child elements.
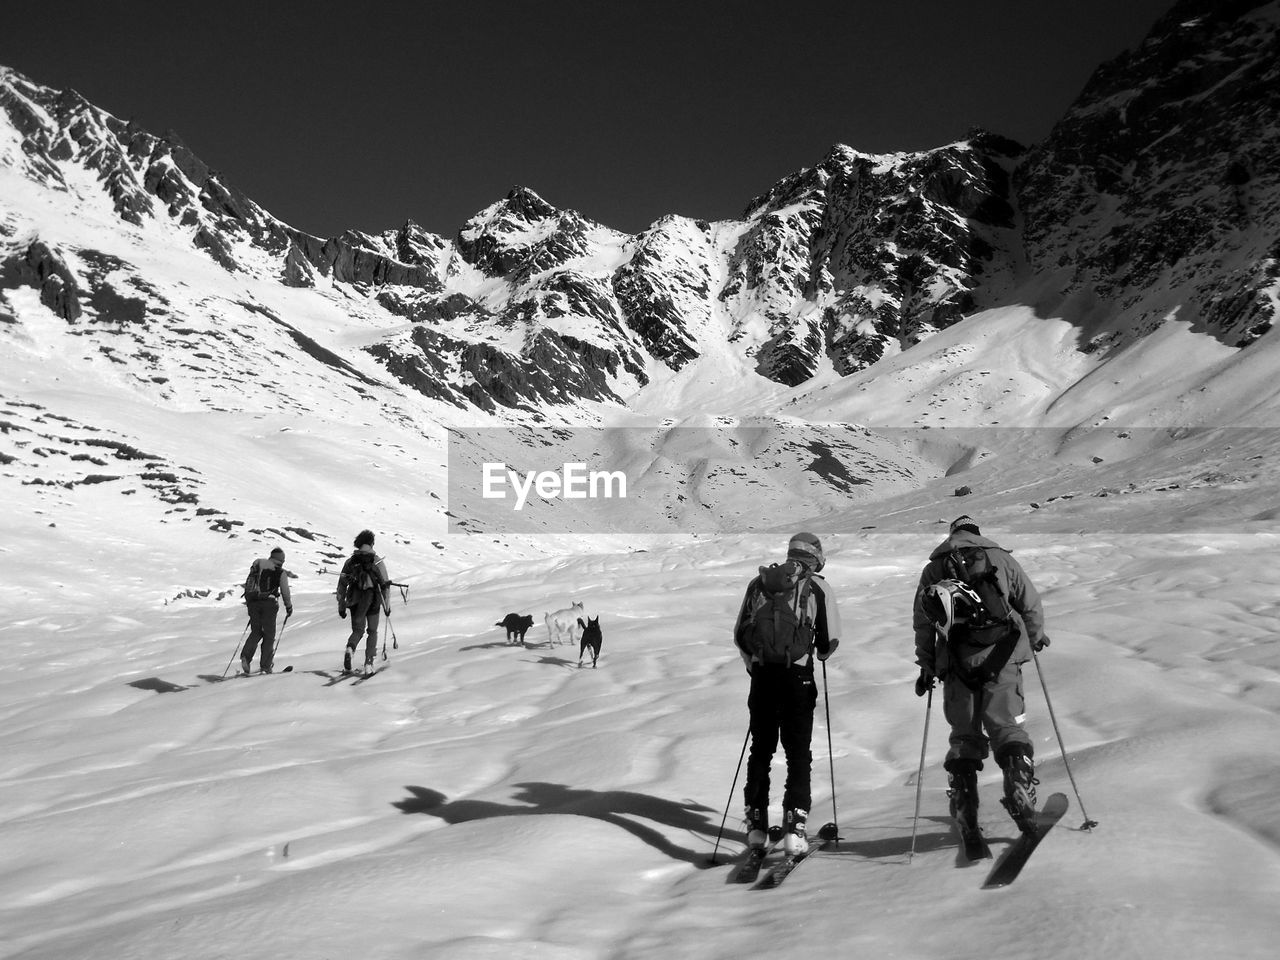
<box><xmin>495</xmin><ymin>612</ymin><xmax>534</xmax><ymax>646</ymax></box>
<box><xmin>577</xmin><ymin>616</ymin><xmax>602</xmax><ymax>668</ymax></box>
<box><xmin>544</xmin><ymin>602</ymin><xmax>585</xmax><ymax>646</ymax></box>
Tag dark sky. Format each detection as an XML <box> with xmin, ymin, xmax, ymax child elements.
<box><xmin>2</xmin><ymin>0</ymin><xmax>1175</xmax><ymax>239</ymax></box>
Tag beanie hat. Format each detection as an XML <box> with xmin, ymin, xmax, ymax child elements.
<box><xmin>787</xmin><ymin>531</ymin><xmax>825</xmax><ymax>572</ymax></box>
<box><xmin>950</xmin><ymin>515</ymin><xmax>980</xmax><ymax>535</ymax></box>
<box><xmin>269</xmin><ymin>547</ymin><xmax>285</xmax><ymax>559</ymax></box>
<box><xmin>354</xmin><ymin>529</ymin><xmax>375</xmax><ymax>548</ymax></box>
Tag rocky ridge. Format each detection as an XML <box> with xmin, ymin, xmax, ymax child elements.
<box><xmin>1</xmin><ymin>0</ymin><xmax>1278</xmax><ymax>417</ymax></box>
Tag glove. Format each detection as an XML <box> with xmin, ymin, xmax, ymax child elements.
<box><xmin>285</xmin><ymin>605</ymin><xmax>293</xmax><ymax>618</ymax></box>
<box><xmin>914</xmin><ymin>667</ymin><xmax>935</xmax><ymax>698</ymax></box>
<box><xmin>1033</xmin><ymin>635</ymin><xmax>1050</xmax><ymax>652</ymax></box>
<box><xmin>817</xmin><ymin>638</ymin><xmax>839</xmax><ymax>661</ymax></box>
<box><xmin>338</xmin><ymin>606</ymin><xmax>347</xmax><ymax>620</ymax></box>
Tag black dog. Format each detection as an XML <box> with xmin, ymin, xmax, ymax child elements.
<box><xmin>577</xmin><ymin>616</ymin><xmax>602</xmax><ymax>668</ymax></box>
<box><xmin>495</xmin><ymin>613</ymin><xmax>534</xmax><ymax>646</ymax></box>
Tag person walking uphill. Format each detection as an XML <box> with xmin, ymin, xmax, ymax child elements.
<box><xmin>337</xmin><ymin>529</ymin><xmax>390</xmax><ymax>675</ymax></box>
<box><xmin>912</xmin><ymin>515</ymin><xmax>1049</xmax><ymax>836</ymax></box>
<box><xmin>733</xmin><ymin>532</ymin><xmax>841</xmax><ymax>856</ymax></box>
<box><xmin>241</xmin><ymin>547</ymin><xmax>293</xmax><ymax>675</ymax></box>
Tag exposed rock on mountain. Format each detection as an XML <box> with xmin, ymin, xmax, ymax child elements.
<box><xmin>1017</xmin><ymin>0</ymin><xmax>1280</xmax><ymax>350</ymax></box>
<box><xmin>2</xmin><ymin>0</ymin><xmax>1278</xmax><ymax>416</ymax></box>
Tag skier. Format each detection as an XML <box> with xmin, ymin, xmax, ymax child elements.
<box><xmin>733</xmin><ymin>532</ymin><xmax>841</xmax><ymax>856</ymax></box>
<box><xmin>241</xmin><ymin>547</ymin><xmax>293</xmax><ymax>674</ymax></box>
<box><xmin>912</xmin><ymin>515</ymin><xmax>1049</xmax><ymax>835</ymax></box>
<box><xmin>336</xmin><ymin>529</ymin><xmax>390</xmax><ymax>674</ymax></box>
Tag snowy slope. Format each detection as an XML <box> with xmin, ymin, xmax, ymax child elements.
<box><xmin>2</xmin><ymin>530</ymin><xmax>1279</xmax><ymax>960</ymax></box>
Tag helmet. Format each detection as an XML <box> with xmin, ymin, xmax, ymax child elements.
<box><xmin>787</xmin><ymin>532</ymin><xmax>825</xmax><ymax>572</ymax></box>
<box><xmin>922</xmin><ymin>579</ymin><xmax>983</xmax><ymax>639</ymax></box>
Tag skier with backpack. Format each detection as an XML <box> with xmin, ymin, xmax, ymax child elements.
<box><xmin>336</xmin><ymin>529</ymin><xmax>390</xmax><ymax>674</ymax></box>
<box><xmin>913</xmin><ymin>515</ymin><xmax>1049</xmax><ymax>838</ymax></box>
<box><xmin>733</xmin><ymin>532</ymin><xmax>841</xmax><ymax>857</ymax></box>
<box><xmin>241</xmin><ymin>547</ymin><xmax>293</xmax><ymax>675</ymax></box>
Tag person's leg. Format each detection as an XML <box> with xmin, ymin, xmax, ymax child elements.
<box><xmin>744</xmin><ymin>666</ymin><xmax>782</xmax><ymax>840</ymax></box>
<box><xmin>258</xmin><ymin>599</ymin><xmax>278</xmax><ymax>672</ymax></box>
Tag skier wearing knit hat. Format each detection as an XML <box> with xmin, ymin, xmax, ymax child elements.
<box><xmin>240</xmin><ymin>547</ymin><xmax>293</xmax><ymax>675</ymax></box>
<box><xmin>733</xmin><ymin>532</ymin><xmax>841</xmax><ymax>856</ymax></box>
<box><xmin>913</xmin><ymin>515</ymin><xmax>1049</xmax><ymax>838</ymax></box>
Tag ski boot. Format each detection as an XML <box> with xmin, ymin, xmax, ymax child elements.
<box><xmin>783</xmin><ymin>807</ymin><xmax>809</xmax><ymax>856</ymax></box>
<box><xmin>343</xmin><ymin>645</ymin><xmax>354</xmax><ymax>673</ymax></box>
<box><xmin>744</xmin><ymin>806</ymin><xmax>768</xmax><ymax>850</ymax></box>
<box><xmin>946</xmin><ymin>759</ymin><xmax>982</xmax><ymax>834</ymax></box>
<box><xmin>998</xmin><ymin>745</ymin><xmax>1039</xmax><ymax>834</ymax></box>
<box><xmin>240</xmin><ymin>654</ymin><xmax>252</xmax><ymax>676</ymax></box>
<box><xmin>363</xmin><ymin>659</ymin><xmax>376</xmax><ymax>676</ymax></box>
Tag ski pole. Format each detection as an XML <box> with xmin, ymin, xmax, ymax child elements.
<box><xmin>708</xmin><ymin>723</ymin><xmax>751</xmax><ymax>865</ymax></box>
<box><xmin>270</xmin><ymin>610</ymin><xmax>291</xmax><ymax>666</ymax></box>
<box><xmin>222</xmin><ymin>619</ymin><xmax>251</xmax><ymax>678</ymax></box>
<box><xmin>821</xmin><ymin>659</ymin><xmax>839</xmax><ymax>845</ymax></box>
<box><xmin>908</xmin><ymin>685</ymin><xmax>934</xmax><ymax>862</ymax></box>
<box><xmin>1031</xmin><ymin>647</ymin><xmax>1098</xmax><ymax>830</ymax></box>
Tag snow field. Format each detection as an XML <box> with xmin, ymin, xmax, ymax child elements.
<box><xmin>2</xmin><ymin>531</ymin><xmax>1279</xmax><ymax>959</ymax></box>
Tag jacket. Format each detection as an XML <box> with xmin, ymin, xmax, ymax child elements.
<box><xmin>912</xmin><ymin>530</ymin><xmax>1044</xmax><ymax>676</ymax></box>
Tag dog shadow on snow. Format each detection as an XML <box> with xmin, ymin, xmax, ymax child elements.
<box><xmin>395</xmin><ymin>782</ymin><xmax>723</xmax><ymax>867</ymax></box>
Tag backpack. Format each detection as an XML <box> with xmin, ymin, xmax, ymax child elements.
<box><xmin>941</xmin><ymin>546</ymin><xmax>1015</xmax><ymax>646</ymax></box>
<box><xmin>933</xmin><ymin>545</ymin><xmax>1021</xmax><ymax>686</ymax></box>
<box><xmin>740</xmin><ymin>560</ymin><xmax>815</xmax><ymax>665</ymax></box>
<box><xmin>243</xmin><ymin>560</ymin><xmax>281</xmax><ymax>602</ymax></box>
<box><xmin>341</xmin><ymin>551</ymin><xmax>382</xmax><ymax>606</ymax></box>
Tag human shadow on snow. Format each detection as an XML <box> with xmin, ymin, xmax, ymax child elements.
<box><xmin>395</xmin><ymin>782</ymin><xmax>725</xmax><ymax>867</ymax></box>
<box><xmin>129</xmin><ymin>676</ymin><xmax>192</xmax><ymax>693</ymax></box>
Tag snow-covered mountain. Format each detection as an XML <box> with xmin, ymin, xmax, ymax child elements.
<box><xmin>3</xmin><ymin>2</ymin><xmax>1273</xmax><ymax>419</ymax></box>
<box><xmin>2</xmin><ymin>0</ymin><xmax>1280</xmax><ymax>583</ymax></box>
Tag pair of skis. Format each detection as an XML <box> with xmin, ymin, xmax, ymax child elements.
<box><xmin>234</xmin><ymin>664</ymin><xmax>294</xmax><ymax>678</ymax></box>
<box><xmin>730</xmin><ymin>822</ymin><xmax>838</xmax><ymax>889</ymax></box>
<box><xmin>957</xmin><ymin>792</ymin><xmax>1070</xmax><ymax>888</ymax></box>
<box><xmin>321</xmin><ymin>664</ymin><xmax>386</xmax><ymax>685</ymax></box>
<box><xmin>724</xmin><ymin>795</ymin><xmax>1069</xmax><ymax>890</ymax></box>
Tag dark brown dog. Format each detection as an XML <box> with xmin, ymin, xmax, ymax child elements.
<box><xmin>495</xmin><ymin>613</ymin><xmax>534</xmax><ymax>645</ymax></box>
<box><xmin>577</xmin><ymin>616</ymin><xmax>602</xmax><ymax>668</ymax></box>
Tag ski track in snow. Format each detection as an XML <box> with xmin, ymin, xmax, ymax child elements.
<box><xmin>2</xmin><ymin>534</ymin><xmax>1279</xmax><ymax>959</ymax></box>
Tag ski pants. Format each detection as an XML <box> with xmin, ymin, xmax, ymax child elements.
<box><xmin>943</xmin><ymin>655</ymin><xmax>1033</xmax><ymax>768</ymax></box>
<box><xmin>744</xmin><ymin>662</ymin><xmax>818</xmax><ymax>819</ymax></box>
<box><xmin>244</xmin><ymin>597</ymin><xmax>279</xmax><ymax>671</ymax></box>
<box><xmin>346</xmin><ymin>589</ymin><xmax>383</xmax><ymax>663</ymax></box>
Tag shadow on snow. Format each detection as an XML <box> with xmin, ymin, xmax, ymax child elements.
<box><xmin>395</xmin><ymin>781</ymin><xmax>722</xmax><ymax>867</ymax></box>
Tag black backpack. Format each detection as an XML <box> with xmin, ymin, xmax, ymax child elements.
<box><xmin>942</xmin><ymin>546</ymin><xmax>1015</xmax><ymax>645</ymax></box>
<box><xmin>341</xmin><ymin>552</ymin><xmax>382</xmax><ymax>606</ymax></box>
<box><xmin>940</xmin><ymin>546</ymin><xmax>1021</xmax><ymax>685</ymax></box>
<box><xmin>243</xmin><ymin>560</ymin><xmax>282</xmax><ymax>602</ymax></box>
<box><xmin>740</xmin><ymin>561</ymin><xmax>815</xmax><ymax>665</ymax></box>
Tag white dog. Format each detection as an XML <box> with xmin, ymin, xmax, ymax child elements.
<box><xmin>544</xmin><ymin>602</ymin><xmax>585</xmax><ymax>646</ymax></box>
